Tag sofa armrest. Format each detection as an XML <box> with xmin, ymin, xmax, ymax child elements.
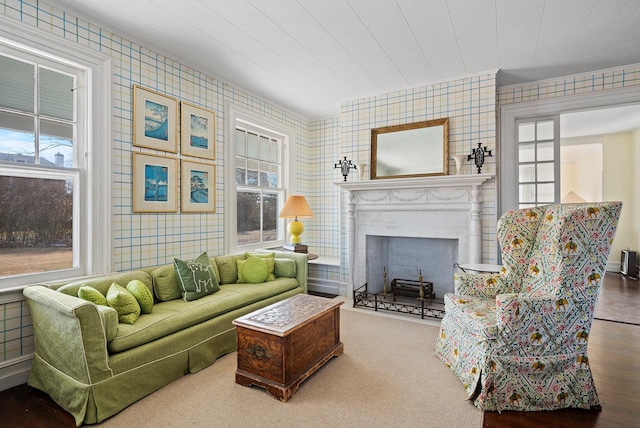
<box><xmin>23</xmin><ymin>286</ymin><xmax>114</xmax><ymax>384</ymax></box>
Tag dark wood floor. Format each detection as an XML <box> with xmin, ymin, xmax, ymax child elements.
<box><xmin>1</xmin><ymin>273</ymin><xmax>638</xmax><ymax>427</ymax></box>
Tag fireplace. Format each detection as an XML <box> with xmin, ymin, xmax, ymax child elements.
<box><xmin>366</xmin><ymin>235</ymin><xmax>457</xmax><ymax>299</ymax></box>
<box><xmin>335</xmin><ymin>174</ymin><xmax>493</xmax><ymax>296</ymax></box>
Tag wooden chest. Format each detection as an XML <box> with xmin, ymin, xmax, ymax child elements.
<box><xmin>232</xmin><ymin>294</ymin><xmax>344</xmax><ymax>401</ymax></box>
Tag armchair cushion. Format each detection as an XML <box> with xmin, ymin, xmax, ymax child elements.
<box><xmin>444</xmin><ymin>294</ymin><xmax>497</xmax><ymax>339</ymax></box>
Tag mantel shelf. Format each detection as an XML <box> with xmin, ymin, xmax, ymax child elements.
<box><xmin>334</xmin><ymin>174</ymin><xmax>494</xmax><ymax>192</ymax></box>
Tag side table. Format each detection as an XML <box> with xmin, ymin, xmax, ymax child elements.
<box><xmin>455</xmin><ymin>263</ymin><xmax>502</xmax><ymax>274</ymax></box>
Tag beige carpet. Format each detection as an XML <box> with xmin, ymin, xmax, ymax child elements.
<box><xmin>99</xmin><ymin>303</ymin><xmax>482</xmax><ymax>427</ymax></box>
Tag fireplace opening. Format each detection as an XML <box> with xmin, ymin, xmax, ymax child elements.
<box><xmin>365</xmin><ymin>235</ymin><xmax>457</xmax><ymax>302</ymax></box>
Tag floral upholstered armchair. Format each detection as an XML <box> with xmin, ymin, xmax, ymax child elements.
<box><xmin>435</xmin><ymin>202</ymin><xmax>622</xmax><ymax>412</ymax></box>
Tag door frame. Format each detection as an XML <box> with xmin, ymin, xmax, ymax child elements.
<box><xmin>498</xmin><ymin>84</ymin><xmax>640</xmax><ymax>216</ymax></box>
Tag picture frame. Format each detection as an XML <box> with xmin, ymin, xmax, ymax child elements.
<box><xmin>180</xmin><ymin>102</ymin><xmax>216</xmax><ymax>159</ymax></box>
<box><xmin>181</xmin><ymin>160</ymin><xmax>216</xmax><ymax>213</ymax></box>
<box><xmin>132</xmin><ymin>152</ymin><xmax>178</xmax><ymax>212</ymax></box>
<box><xmin>133</xmin><ymin>85</ymin><xmax>178</xmax><ymax>153</ymax></box>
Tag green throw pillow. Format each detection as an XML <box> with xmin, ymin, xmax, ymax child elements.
<box><xmin>274</xmin><ymin>258</ymin><xmax>297</xmax><ymax>278</ymax></box>
<box><xmin>78</xmin><ymin>285</ymin><xmax>108</xmax><ymax>306</ymax></box>
<box><xmin>174</xmin><ymin>252</ymin><xmax>220</xmax><ymax>301</ymax></box>
<box><xmin>150</xmin><ymin>264</ymin><xmax>182</xmax><ymax>302</ymax></box>
<box><xmin>245</xmin><ymin>252</ymin><xmax>276</xmax><ymax>281</ymax></box>
<box><xmin>214</xmin><ymin>254</ymin><xmax>244</xmax><ymax>284</ymax></box>
<box><xmin>237</xmin><ymin>258</ymin><xmax>269</xmax><ymax>284</ymax></box>
<box><xmin>106</xmin><ymin>282</ymin><xmax>141</xmax><ymax>325</ymax></box>
<box><xmin>126</xmin><ymin>279</ymin><xmax>154</xmax><ymax>314</ymax></box>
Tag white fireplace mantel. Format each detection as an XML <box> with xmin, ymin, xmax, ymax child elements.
<box><xmin>335</xmin><ymin>174</ymin><xmax>494</xmax><ymax>294</ymax></box>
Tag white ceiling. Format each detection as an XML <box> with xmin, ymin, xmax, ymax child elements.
<box><xmin>46</xmin><ymin>0</ymin><xmax>640</xmax><ymax>120</ymax></box>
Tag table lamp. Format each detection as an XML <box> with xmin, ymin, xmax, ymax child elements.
<box><xmin>279</xmin><ymin>195</ymin><xmax>313</xmax><ymax>246</ymax></box>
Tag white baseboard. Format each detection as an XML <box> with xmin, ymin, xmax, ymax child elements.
<box><xmin>308</xmin><ymin>277</ymin><xmax>348</xmax><ymax>296</ymax></box>
<box><xmin>0</xmin><ymin>355</ymin><xmax>32</xmax><ymax>392</ymax></box>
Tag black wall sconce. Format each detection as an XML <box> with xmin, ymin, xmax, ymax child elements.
<box><xmin>334</xmin><ymin>156</ymin><xmax>357</xmax><ymax>181</ymax></box>
<box><xmin>467</xmin><ymin>142</ymin><xmax>493</xmax><ymax>174</ymax></box>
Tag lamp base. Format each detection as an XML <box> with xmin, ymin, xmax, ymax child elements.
<box><xmin>287</xmin><ymin>220</ymin><xmax>304</xmax><ymax>245</ymax></box>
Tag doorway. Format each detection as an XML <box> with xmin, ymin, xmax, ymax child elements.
<box><xmin>500</xmin><ymin>88</ymin><xmax>640</xmax><ymax>271</ymax></box>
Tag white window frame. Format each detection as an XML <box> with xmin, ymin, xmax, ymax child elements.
<box><xmin>225</xmin><ymin>103</ymin><xmax>296</xmax><ymax>254</ymax></box>
<box><xmin>0</xmin><ymin>15</ymin><xmax>111</xmax><ymax>290</ymax></box>
<box><xmin>515</xmin><ymin>116</ymin><xmax>560</xmax><ymax>208</ymax></box>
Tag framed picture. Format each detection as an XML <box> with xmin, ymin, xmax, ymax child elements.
<box><xmin>180</xmin><ymin>102</ymin><xmax>216</xmax><ymax>159</ymax></box>
<box><xmin>133</xmin><ymin>85</ymin><xmax>178</xmax><ymax>153</ymax></box>
<box><xmin>132</xmin><ymin>152</ymin><xmax>178</xmax><ymax>212</ymax></box>
<box><xmin>181</xmin><ymin>160</ymin><xmax>216</xmax><ymax>213</ymax></box>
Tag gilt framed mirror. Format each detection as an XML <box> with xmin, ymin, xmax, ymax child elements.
<box><xmin>371</xmin><ymin>118</ymin><xmax>449</xmax><ymax>179</ymax></box>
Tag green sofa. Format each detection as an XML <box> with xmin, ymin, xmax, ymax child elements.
<box><xmin>23</xmin><ymin>251</ymin><xmax>307</xmax><ymax>426</ymax></box>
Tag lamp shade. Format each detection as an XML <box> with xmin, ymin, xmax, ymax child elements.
<box><xmin>279</xmin><ymin>195</ymin><xmax>313</xmax><ymax>219</ymax></box>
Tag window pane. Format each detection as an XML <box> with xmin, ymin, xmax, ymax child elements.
<box><xmin>269</xmin><ymin>164</ymin><xmax>279</xmax><ymax>188</ymax></box>
<box><xmin>537</xmin><ymin>142</ymin><xmax>554</xmax><ymax>161</ymax></box>
<box><xmin>0</xmin><ymin>175</ymin><xmax>73</xmax><ymax>277</ymax></box>
<box><xmin>537</xmin><ymin>162</ymin><xmax>554</xmax><ymax>182</ymax></box>
<box><xmin>537</xmin><ymin>183</ymin><xmax>555</xmax><ymax>203</ymax></box>
<box><xmin>518</xmin><ymin>123</ymin><xmax>535</xmax><ymax>143</ymax></box>
<box><xmin>270</xmin><ymin>139</ymin><xmax>278</xmax><ymax>163</ymax></box>
<box><xmin>235</xmin><ymin>157</ymin><xmax>246</xmax><ymax>185</ymax></box>
<box><xmin>262</xmin><ymin>192</ymin><xmax>278</xmax><ymax>243</ymax></box>
<box><xmin>40</xmin><ymin>120</ymin><xmax>73</xmax><ymax>168</ymax></box>
<box><xmin>39</xmin><ymin>68</ymin><xmax>74</xmax><ymax>120</ymax></box>
<box><xmin>259</xmin><ymin>171</ymin><xmax>269</xmax><ymax>187</ymax></box>
<box><xmin>518</xmin><ymin>164</ymin><xmax>535</xmax><ymax>182</ymax></box>
<box><xmin>247</xmin><ymin>159</ymin><xmax>258</xmax><ymax>185</ymax></box>
<box><xmin>235</xmin><ymin>129</ymin><xmax>246</xmax><ymax>157</ymax></box>
<box><xmin>237</xmin><ymin>191</ymin><xmax>261</xmax><ymax>245</ymax></box>
<box><xmin>247</xmin><ymin>132</ymin><xmax>258</xmax><ymax>159</ymax></box>
<box><xmin>519</xmin><ymin>184</ymin><xmax>535</xmax><ymax>203</ymax></box>
<box><xmin>0</xmin><ymin>114</ymin><xmax>35</xmax><ymax>164</ymax></box>
<box><xmin>537</xmin><ymin>120</ymin><xmax>554</xmax><ymax>141</ymax></box>
<box><xmin>259</xmin><ymin>136</ymin><xmax>270</xmax><ymax>161</ymax></box>
<box><xmin>0</xmin><ymin>55</ymin><xmax>34</xmax><ymax>113</ymax></box>
<box><xmin>519</xmin><ymin>143</ymin><xmax>535</xmax><ymax>162</ymax></box>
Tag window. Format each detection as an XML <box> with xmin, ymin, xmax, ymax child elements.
<box><xmin>516</xmin><ymin>118</ymin><xmax>560</xmax><ymax>208</ymax></box>
<box><xmin>226</xmin><ymin>104</ymin><xmax>295</xmax><ymax>253</ymax></box>
<box><xmin>0</xmin><ymin>48</ymin><xmax>81</xmax><ymax>281</ymax></box>
<box><xmin>0</xmin><ymin>17</ymin><xmax>111</xmax><ymax>289</ymax></box>
<box><xmin>235</xmin><ymin>127</ymin><xmax>283</xmax><ymax>246</ymax></box>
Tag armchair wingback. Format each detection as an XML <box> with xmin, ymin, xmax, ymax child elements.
<box><xmin>435</xmin><ymin>202</ymin><xmax>622</xmax><ymax>412</ymax></box>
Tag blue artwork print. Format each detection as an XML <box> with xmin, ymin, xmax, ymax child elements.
<box><xmin>189</xmin><ymin>113</ymin><xmax>209</xmax><ymax>149</ymax></box>
<box><xmin>144</xmin><ymin>100</ymin><xmax>169</xmax><ymax>141</ymax></box>
<box><xmin>144</xmin><ymin>164</ymin><xmax>169</xmax><ymax>202</ymax></box>
<box><xmin>190</xmin><ymin>169</ymin><xmax>208</xmax><ymax>204</ymax></box>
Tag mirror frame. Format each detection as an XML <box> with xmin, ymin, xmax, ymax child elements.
<box><xmin>370</xmin><ymin>118</ymin><xmax>449</xmax><ymax>180</ymax></box>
